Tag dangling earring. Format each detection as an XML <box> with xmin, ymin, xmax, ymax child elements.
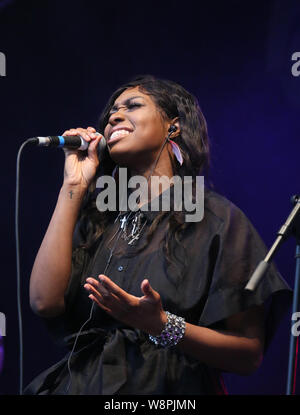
<box><xmin>168</xmin><ymin>139</ymin><xmax>184</xmax><ymax>166</ymax></box>
<box><xmin>167</xmin><ymin>125</ymin><xmax>183</xmax><ymax>166</ymax></box>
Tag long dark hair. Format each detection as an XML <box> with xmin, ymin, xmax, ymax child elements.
<box><xmin>76</xmin><ymin>75</ymin><xmax>210</xmax><ymax>279</ymax></box>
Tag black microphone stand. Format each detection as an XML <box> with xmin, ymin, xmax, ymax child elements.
<box><xmin>245</xmin><ymin>195</ymin><xmax>300</xmax><ymax>395</ymax></box>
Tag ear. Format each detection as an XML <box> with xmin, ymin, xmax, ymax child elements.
<box><xmin>168</xmin><ymin>117</ymin><xmax>181</xmax><ymax>138</ymax></box>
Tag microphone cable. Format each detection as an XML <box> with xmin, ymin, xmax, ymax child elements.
<box><xmin>15</xmin><ymin>139</ymin><xmax>35</xmax><ymax>395</ymax></box>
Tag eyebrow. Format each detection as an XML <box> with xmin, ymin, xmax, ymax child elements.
<box><xmin>110</xmin><ymin>96</ymin><xmax>145</xmax><ymax>110</ymax></box>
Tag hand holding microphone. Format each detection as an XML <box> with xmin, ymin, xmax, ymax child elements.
<box><xmin>60</xmin><ymin>127</ymin><xmax>104</xmax><ymax>189</ymax></box>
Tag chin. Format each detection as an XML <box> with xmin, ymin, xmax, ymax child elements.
<box><xmin>108</xmin><ymin>142</ymin><xmax>154</xmax><ymax>170</ymax></box>
<box><xmin>108</xmin><ymin>146</ymin><xmax>136</xmax><ymax>167</ymax></box>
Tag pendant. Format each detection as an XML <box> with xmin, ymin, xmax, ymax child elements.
<box><xmin>119</xmin><ymin>211</ymin><xmax>147</xmax><ymax>245</ymax></box>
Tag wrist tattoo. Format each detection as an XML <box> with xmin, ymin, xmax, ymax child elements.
<box><xmin>69</xmin><ymin>190</ymin><xmax>74</xmax><ymax>199</ymax></box>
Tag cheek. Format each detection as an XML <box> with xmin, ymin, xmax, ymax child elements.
<box><xmin>135</xmin><ymin>114</ymin><xmax>165</xmax><ymax>145</ymax></box>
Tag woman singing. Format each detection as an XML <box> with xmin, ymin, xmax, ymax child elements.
<box><xmin>25</xmin><ymin>75</ymin><xmax>291</xmax><ymax>395</ymax></box>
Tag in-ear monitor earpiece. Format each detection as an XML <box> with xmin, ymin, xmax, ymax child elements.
<box><xmin>168</xmin><ymin>125</ymin><xmax>177</xmax><ymax>134</ymax></box>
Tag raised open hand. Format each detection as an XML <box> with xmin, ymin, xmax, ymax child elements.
<box><xmin>84</xmin><ymin>274</ymin><xmax>167</xmax><ymax>336</ymax></box>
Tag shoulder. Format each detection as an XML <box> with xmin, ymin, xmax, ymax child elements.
<box><xmin>203</xmin><ymin>189</ymin><xmax>251</xmax><ymax>232</ymax></box>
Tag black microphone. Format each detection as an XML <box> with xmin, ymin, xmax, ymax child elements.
<box><xmin>29</xmin><ymin>133</ymin><xmax>105</xmax><ymax>151</ymax></box>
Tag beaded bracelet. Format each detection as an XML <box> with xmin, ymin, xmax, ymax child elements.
<box><xmin>149</xmin><ymin>311</ymin><xmax>186</xmax><ymax>348</ymax></box>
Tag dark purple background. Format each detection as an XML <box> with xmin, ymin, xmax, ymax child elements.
<box><xmin>0</xmin><ymin>0</ymin><xmax>299</xmax><ymax>395</ymax></box>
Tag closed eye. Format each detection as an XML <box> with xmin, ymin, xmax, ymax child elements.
<box><xmin>109</xmin><ymin>102</ymin><xmax>143</xmax><ymax>115</ymax></box>
<box><xmin>128</xmin><ymin>103</ymin><xmax>142</xmax><ymax>110</ymax></box>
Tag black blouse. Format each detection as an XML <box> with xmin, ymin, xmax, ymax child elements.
<box><xmin>24</xmin><ymin>189</ymin><xmax>292</xmax><ymax>395</ymax></box>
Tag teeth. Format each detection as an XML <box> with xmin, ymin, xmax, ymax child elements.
<box><xmin>110</xmin><ymin>129</ymin><xmax>130</xmax><ymax>140</ymax></box>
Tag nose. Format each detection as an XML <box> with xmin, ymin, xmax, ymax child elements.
<box><xmin>108</xmin><ymin>106</ymin><xmax>126</xmax><ymax>126</ymax></box>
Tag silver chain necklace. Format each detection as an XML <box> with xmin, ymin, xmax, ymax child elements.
<box><xmin>118</xmin><ymin>210</ymin><xmax>148</xmax><ymax>245</ymax></box>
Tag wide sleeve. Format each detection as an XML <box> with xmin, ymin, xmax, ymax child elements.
<box><xmin>198</xmin><ymin>201</ymin><xmax>292</xmax><ymax>350</ymax></box>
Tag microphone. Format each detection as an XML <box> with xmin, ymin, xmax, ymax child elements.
<box><xmin>29</xmin><ymin>133</ymin><xmax>104</xmax><ymax>151</ymax></box>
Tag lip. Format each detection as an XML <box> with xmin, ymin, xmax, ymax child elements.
<box><xmin>107</xmin><ymin>127</ymin><xmax>133</xmax><ymax>144</ymax></box>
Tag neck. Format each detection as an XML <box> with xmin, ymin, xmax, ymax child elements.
<box><xmin>129</xmin><ymin>144</ymin><xmax>175</xmax><ymax>208</ymax></box>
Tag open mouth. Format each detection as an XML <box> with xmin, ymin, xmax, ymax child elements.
<box><xmin>108</xmin><ymin>129</ymin><xmax>131</xmax><ymax>144</ymax></box>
